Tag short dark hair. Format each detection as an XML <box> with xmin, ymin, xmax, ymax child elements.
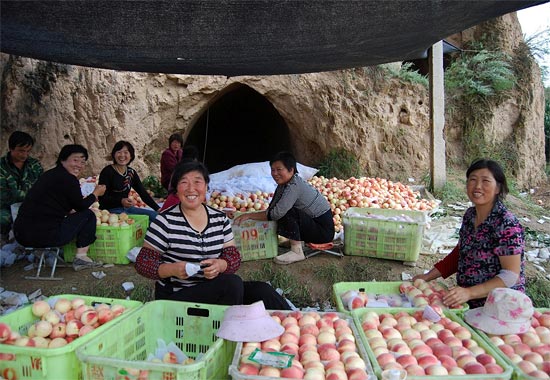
<box><xmin>466</xmin><ymin>158</ymin><xmax>509</xmax><ymax>200</ymax></box>
<box><xmin>56</xmin><ymin>144</ymin><xmax>88</xmax><ymax>165</ymax></box>
<box><xmin>270</xmin><ymin>151</ymin><xmax>298</xmax><ymax>174</ymax></box>
<box><xmin>170</xmin><ymin>161</ymin><xmax>210</xmax><ymax>193</ymax></box>
<box><xmin>8</xmin><ymin>131</ymin><xmax>34</xmax><ymax>149</ymax></box>
<box><xmin>111</xmin><ymin>141</ymin><xmax>135</xmax><ymax>164</ymax></box>
<box><xmin>181</xmin><ymin>145</ymin><xmax>199</xmax><ymax>162</ymax></box>
<box><xmin>169</xmin><ymin>133</ymin><xmax>184</xmax><ymax>145</ymax></box>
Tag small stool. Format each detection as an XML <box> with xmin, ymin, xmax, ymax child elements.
<box><xmin>305</xmin><ymin>241</ymin><xmax>343</xmax><ymax>258</ymax></box>
<box><xmin>24</xmin><ymin>247</ymin><xmax>64</xmax><ymax>281</ymax></box>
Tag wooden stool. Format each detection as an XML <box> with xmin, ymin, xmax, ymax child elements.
<box><xmin>24</xmin><ymin>247</ymin><xmax>64</xmax><ymax>281</ymax></box>
<box><xmin>305</xmin><ymin>241</ymin><xmax>343</xmax><ymax>258</ymax></box>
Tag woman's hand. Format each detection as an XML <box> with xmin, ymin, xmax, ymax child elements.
<box><xmin>200</xmin><ymin>258</ymin><xmax>228</xmax><ymax>280</ymax></box>
<box><xmin>93</xmin><ymin>184</ymin><xmax>106</xmax><ymax>198</ymax></box>
<box><xmin>443</xmin><ymin>286</ymin><xmax>472</xmax><ymax>308</ymax></box>
<box><xmin>167</xmin><ymin>262</ymin><xmax>189</xmax><ymax>280</ymax></box>
<box><xmin>233</xmin><ymin>213</ymin><xmax>251</xmax><ymax>226</ymax></box>
<box><xmin>121</xmin><ymin>197</ymin><xmax>136</xmax><ymax>208</ymax></box>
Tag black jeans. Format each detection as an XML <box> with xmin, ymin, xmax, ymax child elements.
<box><xmin>155</xmin><ymin>276</ymin><xmax>291</xmax><ymax>310</ymax></box>
<box><xmin>15</xmin><ymin>209</ymin><xmax>97</xmax><ymax>248</ymax></box>
<box><xmin>276</xmin><ymin>208</ymin><xmax>334</xmax><ymax>243</ymax></box>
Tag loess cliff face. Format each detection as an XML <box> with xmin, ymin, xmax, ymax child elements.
<box><xmin>0</xmin><ymin>13</ymin><xmax>545</xmax><ymax>188</ymax></box>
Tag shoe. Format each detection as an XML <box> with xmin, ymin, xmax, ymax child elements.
<box><xmin>72</xmin><ymin>258</ymin><xmax>103</xmax><ymax>272</ymax></box>
<box><xmin>274</xmin><ymin>250</ymin><xmax>306</xmax><ymax>265</ymax></box>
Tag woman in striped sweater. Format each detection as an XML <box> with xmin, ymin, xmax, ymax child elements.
<box><xmin>135</xmin><ymin>161</ymin><xmax>288</xmax><ymax>308</ymax></box>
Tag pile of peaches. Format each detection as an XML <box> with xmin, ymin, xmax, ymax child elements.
<box><xmin>0</xmin><ymin>297</ymin><xmax>128</xmax><ymax>349</ymax></box>
<box><xmin>486</xmin><ymin>310</ymin><xmax>550</xmax><ymax>378</ymax></box>
<box><xmin>237</xmin><ymin>310</ymin><xmax>372</xmax><ymax>380</ymax></box>
<box><xmin>359</xmin><ymin>309</ymin><xmax>505</xmax><ymax>376</ymax></box>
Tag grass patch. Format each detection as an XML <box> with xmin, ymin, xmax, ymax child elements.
<box><xmin>317</xmin><ymin>148</ymin><xmax>363</xmax><ymax>179</ymax></box>
<box><xmin>241</xmin><ymin>262</ymin><xmax>312</xmax><ymax>307</ymax></box>
<box><xmin>526</xmin><ymin>277</ymin><xmax>550</xmax><ymax>308</ymax></box>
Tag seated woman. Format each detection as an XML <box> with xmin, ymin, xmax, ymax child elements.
<box><xmin>14</xmin><ymin>144</ymin><xmax>106</xmax><ymax>271</ymax></box>
<box><xmin>413</xmin><ymin>158</ymin><xmax>525</xmax><ymax>308</ymax></box>
<box><xmin>234</xmin><ymin>151</ymin><xmax>334</xmax><ymax>265</ymax></box>
<box><xmin>135</xmin><ymin>161</ymin><xmax>289</xmax><ymax>309</ymax></box>
<box><xmin>98</xmin><ymin>141</ymin><xmax>160</xmax><ymax>222</ymax></box>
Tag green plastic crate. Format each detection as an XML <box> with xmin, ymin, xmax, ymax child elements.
<box><xmin>76</xmin><ymin>300</ymin><xmax>235</xmax><ymax>380</ymax></box>
<box><xmin>343</xmin><ymin>207</ymin><xmax>427</xmax><ymax>263</ymax></box>
<box><xmin>469</xmin><ymin>308</ymin><xmax>550</xmax><ymax>380</ymax></box>
<box><xmin>351</xmin><ymin>307</ymin><xmax>513</xmax><ymax>380</ymax></box>
<box><xmin>228</xmin><ymin>310</ymin><xmax>376</xmax><ymax>380</ymax></box>
<box><xmin>333</xmin><ymin>281</ymin><xmax>468</xmax><ymax>315</ymax></box>
<box><xmin>231</xmin><ymin>216</ymin><xmax>278</xmax><ymax>262</ymax></box>
<box><xmin>0</xmin><ymin>294</ymin><xmax>142</xmax><ymax>380</ymax></box>
<box><xmin>63</xmin><ymin>214</ymin><xmax>149</xmax><ymax>264</ymax></box>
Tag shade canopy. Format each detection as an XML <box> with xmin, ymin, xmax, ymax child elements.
<box><xmin>0</xmin><ymin>1</ymin><xmax>545</xmax><ymax>76</ymax></box>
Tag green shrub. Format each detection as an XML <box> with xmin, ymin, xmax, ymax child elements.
<box><xmin>317</xmin><ymin>149</ymin><xmax>362</xmax><ymax>179</ymax></box>
<box><xmin>142</xmin><ymin>175</ymin><xmax>167</xmax><ymax>198</ymax></box>
<box><xmin>527</xmin><ymin>277</ymin><xmax>550</xmax><ymax>308</ymax></box>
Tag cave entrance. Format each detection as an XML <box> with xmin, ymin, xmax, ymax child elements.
<box><xmin>186</xmin><ymin>84</ymin><xmax>291</xmax><ymax>173</ymax></box>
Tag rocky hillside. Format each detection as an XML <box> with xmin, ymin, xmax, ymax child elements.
<box><xmin>0</xmin><ymin>12</ymin><xmax>546</xmax><ymax>188</ymax></box>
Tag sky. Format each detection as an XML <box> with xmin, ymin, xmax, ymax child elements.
<box><xmin>517</xmin><ymin>2</ymin><xmax>550</xmax><ymax>86</ymax></box>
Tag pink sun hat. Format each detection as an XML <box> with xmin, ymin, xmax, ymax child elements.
<box><xmin>464</xmin><ymin>288</ymin><xmax>534</xmax><ymax>335</ymax></box>
<box><xmin>216</xmin><ymin>301</ymin><xmax>284</xmax><ymax>342</ymax></box>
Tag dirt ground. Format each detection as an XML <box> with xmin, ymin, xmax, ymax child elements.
<box><xmin>2</xmin><ymin>178</ymin><xmax>550</xmax><ymax>309</ymax></box>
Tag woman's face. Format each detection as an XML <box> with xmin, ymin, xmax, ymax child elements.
<box><xmin>170</xmin><ymin>140</ymin><xmax>182</xmax><ymax>152</ymax></box>
<box><xmin>177</xmin><ymin>170</ymin><xmax>207</xmax><ymax>210</ymax></box>
<box><xmin>466</xmin><ymin>168</ymin><xmax>500</xmax><ymax>207</ymax></box>
<box><xmin>114</xmin><ymin>146</ymin><xmax>132</xmax><ymax>166</ymax></box>
<box><xmin>62</xmin><ymin>153</ymin><xmax>87</xmax><ymax>177</ymax></box>
<box><xmin>271</xmin><ymin>160</ymin><xmax>294</xmax><ymax>185</ymax></box>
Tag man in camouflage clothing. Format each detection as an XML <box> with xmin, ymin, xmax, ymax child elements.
<box><xmin>0</xmin><ymin>131</ymin><xmax>43</xmax><ymax>241</ymax></box>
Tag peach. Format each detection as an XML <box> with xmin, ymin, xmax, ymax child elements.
<box><xmin>368</xmin><ymin>337</ymin><xmax>387</xmax><ymax>350</ymax></box>
<box><xmin>317</xmin><ymin>331</ymin><xmax>337</xmax><ymax>345</ymax></box>
<box><xmin>503</xmin><ymin>334</ymin><xmax>522</xmax><ymax>345</ymax></box>
<box><xmin>337</xmin><ymin>332</ymin><xmax>355</xmax><ymax>344</ymax></box>
<box><xmin>404</xmin><ymin>364</ymin><xmax>425</xmax><ymax>376</ymax></box>
<box><xmin>522</xmin><ymin>331</ymin><xmax>542</xmax><ymax>347</ymax></box>
<box><xmin>34</xmin><ymin>320</ymin><xmax>53</xmax><ymax>338</ymax></box>
<box><xmin>411</xmin><ymin>344</ymin><xmax>433</xmax><ymax>358</ymax></box>
<box><xmin>259</xmin><ymin>366</ymin><xmax>281</xmax><ymax>377</ymax></box>
<box><xmin>280</xmin><ymin>342</ymin><xmax>299</xmax><ymax>356</ymax></box>
<box><xmin>452</xmin><ymin>326</ymin><xmax>472</xmax><ymax>340</ymax></box>
<box><xmin>299</xmin><ymin>314</ymin><xmax>317</xmax><ymax>327</ymax></box>
<box><xmin>379</xmin><ymin>317</ymin><xmax>398</xmax><ymax>328</ymax></box>
<box><xmin>239</xmin><ymin>363</ymin><xmax>260</xmax><ymax>375</ymax></box>
<box><xmin>417</xmin><ymin>354</ymin><xmax>438</xmax><ymax>368</ymax></box>
<box><xmin>429</xmin><ymin>323</ymin><xmax>444</xmax><ymax>333</ymax></box>
<box><xmin>514</xmin><ymin>343</ymin><xmax>533</xmax><ymax>357</ymax></box>
<box><xmin>517</xmin><ymin>360</ymin><xmax>538</xmax><ymax>374</ymax></box>
<box><xmin>539</xmin><ymin>313</ymin><xmax>550</xmax><ymax>328</ymax></box>
<box><xmin>498</xmin><ymin>343</ymin><xmax>516</xmax><ymax>357</ymax></box>
<box><xmin>317</xmin><ymin>317</ymin><xmax>334</xmax><ymax>329</ymax></box>
<box><xmin>301</xmin><ymin>350</ymin><xmax>321</xmax><ymax>364</ymax></box>
<box><xmin>319</xmin><ymin>348</ymin><xmax>340</xmax><ymax>362</ymax></box>
<box><xmin>30</xmin><ymin>336</ymin><xmax>49</xmax><ymax>348</ymax></box>
<box><xmin>280</xmin><ymin>332</ymin><xmax>299</xmax><ymax>345</ymax></box>
<box><xmin>463</xmin><ymin>362</ymin><xmax>487</xmax><ymax>374</ymax></box>
<box><xmin>524</xmin><ymin>352</ymin><xmax>544</xmax><ymax>366</ymax></box>
<box><xmin>392</xmin><ymin>343</ymin><xmax>412</xmax><ymax>356</ymax></box>
<box><xmin>53</xmin><ymin>298</ymin><xmax>72</xmax><ymax>314</ymax></box>
<box><xmin>541</xmin><ymin>361</ymin><xmax>550</xmax><ymax>373</ymax></box>
<box><xmin>31</xmin><ymin>300</ymin><xmax>51</xmax><ymax>318</ymax></box>
<box><xmin>298</xmin><ymin>334</ymin><xmax>317</xmax><ymax>347</ymax></box>
<box><xmin>364</xmin><ymin>329</ymin><xmax>382</xmax><ymax>339</ymax></box>
<box><xmin>432</xmin><ymin>343</ymin><xmax>453</xmax><ymax>357</ymax></box>
<box><xmin>337</xmin><ymin>338</ymin><xmax>356</xmax><ymax>353</ymax></box>
<box><xmin>289</xmin><ymin>310</ymin><xmax>303</xmax><ymax>320</ymax></box>
<box><xmin>49</xmin><ymin>322</ymin><xmax>67</xmax><ymax>339</ymax></box>
<box><xmin>97</xmin><ymin>308</ymin><xmax>114</xmax><ymax>325</ymax></box>
<box><xmin>425</xmin><ymin>364</ymin><xmax>448</xmax><ymax>375</ymax></box>
<box><xmin>48</xmin><ymin>337</ymin><xmax>68</xmax><ymax>348</ymax></box>
<box><xmin>78</xmin><ymin>324</ymin><xmax>95</xmax><ymax>337</ymax></box>
<box><xmin>43</xmin><ymin>310</ymin><xmax>61</xmax><ymax>325</ymax></box>
<box><xmin>361</xmin><ymin>320</ymin><xmax>378</xmax><ymax>330</ymax></box>
<box><xmin>340</xmin><ymin>351</ymin><xmax>360</xmax><ymax>363</ymax></box>
<box><xmin>324</xmin><ymin>360</ymin><xmax>345</xmax><ymax>371</ymax></box>
<box><xmin>304</xmin><ymin>360</ymin><xmax>324</xmax><ymax>371</ymax></box>
<box><xmin>285</xmin><ymin>323</ymin><xmax>301</xmax><ymax>337</ymax></box>
<box><xmin>468</xmin><ymin>345</ymin><xmax>485</xmax><ymax>356</ymax></box>
<box><xmin>300</xmin><ymin>324</ymin><xmax>320</xmax><ymax>337</ymax></box>
<box><xmin>74</xmin><ymin>304</ymin><xmax>91</xmax><ymax>320</ymax></box>
<box><xmin>376</xmin><ymin>352</ymin><xmax>396</xmax><ymax>367</ymax></box>
<box><xmin>0</xmin><ymin>323</ymin><xmax>11</xmax><ymax>342</ymax></box>
<box><xmin>448</xmin><ymin>367</ymin><xmax>466</xmax><ymax>375</ymax></box>
<box><xmin>484</xmin><ymin>363</ymin><xmax>504</xmax><ymax>374</ymax></box>
<box><xmin>347</xmin><ymin>368</ymin><xmax>370</xmax><ymax>380</ymax></box>
<box><xmin>407</xmin><ymin>339</ymin><xmax>425</xmax><ymax>349</ymax></box>
<box><xmin>476</xmin><ymin>353</ymin><xmax>496</xmax><ymax>365</ymax></box>
<box><xmin>490</xmin><ymin>336</ymin><xmax>506</xmax><ymax>346</ymax></box>
<box><xmin>304</xmin><ymin>368</ymin><xmax>325</xmax><ymax>380</ymax></box>
<box><xmin>345</xmin><ymin>356</ymin><xmax>367</xmax><ymax>371</ymax></box>
<box><xmin>442</xmin><ymin>336</ymin><xmax>462</xmax><ymax>347</ymax></box>
<box><xmin>509</xmin><ymin>353</ymin><xmax>524</xmax><ymax>364</ymax></box>
<box><xmin>412</xmin><ymin>322</ymin><xmax>429</xmax><ymax>332</ymax></box>
<box><xmin>281</xmin><ymin>316</ymin><xmax>298</xmax><ymax>327</ymax></box>
<box><xmin>325</xmin><ymin>369</ymin><xmax>347</xmax><ymax>380</ymax></box>
<box><xmin>372</xmin><ymin>346</ymin><xmax>390</xmax><ymax>357</ymax></box>
<box><xmin>381</xmin><ymin>362</ymin><xmax>403</xmax><ymax>371</ymax></box>
<box><xmin>396</xmin><ymin>354</ymin><xmax>417</xmax><ymax>367</ymax></box>
<box><xmin>386</xmin><ymin>338</ymin><xmax>405</xmax><ymax>351</ymax></box>
<box><xmin>333</xmin><ymin>319</ymin><xmax>349</xmax><ymax>330</ymax></box>
<box><xmin>461</xmin><ymin>338</ymin><xmax>478</xmax><ymax>349</ymax></box>
<box><xmin>380</xmin><ymin>327</ymin><xmax>401</xmax><ymax>341</ymax></box>
<box><xmin>261</xmin><ymin>338</ymin><xmax>281</xmax><ymax>352</ymax></box>
<box><xmin>451</xmin><ymin>346</ymin><xmax>470</xmax><ymax>359</ymax></box>
<box><xmin>456</xmin><ymin>354</ymin><xmax>477</xmax><ymax>368</ymax></box>
<box><xmin>436</xmin><ymin>329</ymin><xmax>454</xmax><ymax>341</ymax></box>
<box><xmin>424</xmin><ymin>337</ymin><xmax>443</xmax><ymax>348</ymax></box>
<box><xmin>419</xmin><ymin>329</ymin><xmax>437</xmax><ymax>341</ymax></box>
<box><xmin>527</xmin><ymin>370</ymin><xmax>550</xmax><ymax>378</ymax></box>
<box><xmin>438</xmin><ymin>354</ymin><xmax>457</xmax><ymax>371</ymax></box>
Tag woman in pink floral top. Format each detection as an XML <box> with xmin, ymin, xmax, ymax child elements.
<box><xmin>414</xmin><ymin>159</ymin><xmax>525</xmax><ymax>308</ymax></box>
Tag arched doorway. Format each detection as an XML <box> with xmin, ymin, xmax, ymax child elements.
<box><xmin>186</xmin><ymin>84</ymin><xmax>291</xmax><ymax>173</ymax></box>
